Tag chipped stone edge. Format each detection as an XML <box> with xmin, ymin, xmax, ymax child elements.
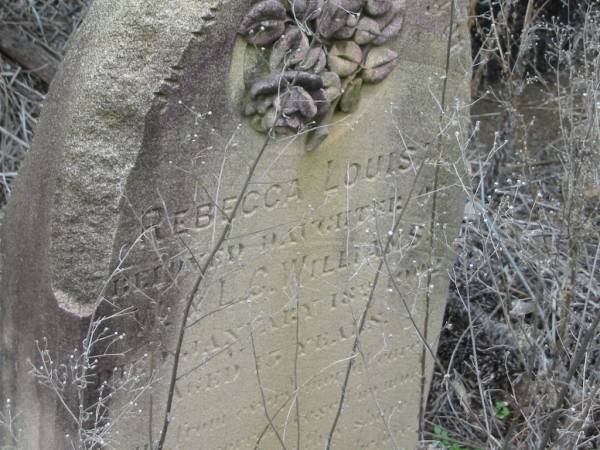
<box><xmin>41</xmin><ymin>0</ymin><xmax>227</xmax><ymax>310</ymax></box>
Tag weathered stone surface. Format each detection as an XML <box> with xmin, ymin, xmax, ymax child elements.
<box><xmin>0</xmin><ymin>2</ymin><xmax>233</xmax><ymax>448</ymax></box>
<box><xmin>0</xmin><ymin>1</ymin><xmax>471</xmax><ymax>449</ymax></box>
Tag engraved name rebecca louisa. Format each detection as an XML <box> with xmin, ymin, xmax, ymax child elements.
<box><xmin>107</xmin><ymin>149</ymin><xmax>421</xmax><ymax>299</ymax></box>
<box><xmin>141</xmin><ymin>150</ymin><xmax>413</xmax><ymax>238</ymax></box>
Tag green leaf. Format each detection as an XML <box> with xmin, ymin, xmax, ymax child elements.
<box><xmin>495</xmin><ymin>400</ymin><xmax>512</xmax><ymax>419</ymax></box>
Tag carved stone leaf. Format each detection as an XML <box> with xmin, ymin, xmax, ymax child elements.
<box><xmin>250</xmin><ymin>71</ymin><xmax>324</xmax><ymax>97</ymax></box>
<box><xmin>270</xmin><ymin>26</ymin><xmax>310</xmax><ymax>69</ymax></box>
<box><xmin>332</xmin><ymin>25</ymin><xmax>355</xmax><ymax>40</ymax></box>
<box><xmin>362</xmin><ymin>47</ymin><xmax>398</xmax><ymax>83</ymax></box>
<box><xmin>345</xmin><ymin>12</ymin><xmax>360</xmax><ymax>27</ymax></box>
<box><xmin>288</xmin><ymin>0</ymin><xmax>308</xmax><ymax>17</ymax></box>
<box><xmin>256</xmin><ymin>95</ymin><xmax>275</xmax><ymax>114</ymax></box>
<box><xmin>289</xmin><ymin>0</ymin><xmax>324</xmax><ymax>22</ymax></box>
<box><xmin>354</xmin><ymin>17</ymin><xmax>380</xmax><ymax>45</ymax></box>
<box><xmin>373</xmin><ymin>12</ymin><xmax>403</xmax><ymax>44</ymax></box>
<box><xmin>261</xmin><ymin>107</ymin><xmax>277</xmax><ymax>129</ymax></box>
<box><xmin>251</xmin><ymin>74</ymin><xmax>289</xmax><ymax>97</ymax></box>
<box><xmin>365</xmin><ymin>0</ymin><xmax>391</xmax><ymax>16</ymax></box>
<box><xmin>339</xmin><ymin>77</ymin><xmax>363</xmax><ymax>112</ymax></box>
<box><xmin>285</xmin><ymin>70</ymin><xmax>325</xmax><ymax>90</ymax></box>
<box><xmin>317</xmin><ymin>0</ymin><xmax>361</xmax><ymax>39</ymax></box>
<box><xmin>327</xmin><ymin>41</ymin><xmax>363</xmax><ymax>77</ymax></box>
<box><xmin>312</xmin><ymin>49</ymin><xmax>327</xmax><ymax>73</ymax></box>
<box><xmin>281</xmin><ymin>86</ymin><xmax>318</xmax><ymax>118</ymax></box>
<box><xmin>309</xmin><ymin>88</ymin><xmax>329</xmax><ymax>115</ymax></box>
<box><xmin>245</xmin><ymin>102</ymin><xmax>257</xmax><ymax>116</ymax></box>
<box><xmin>317</xmin><ymin>7</ymin><xmax>347</xmax><ymax>39</ymax></box>
<box><xmin>372</xmin><ymin>1</ymin><xmax>404</xmax><ymax>44</ymax></box>
<box><xmin>239</xmin><ymin>0</ymin><xmax>287</xmax><ymax>46</ymax></box>
<box><xmin>250</xmin><ymin>114</ymin><xmax>267</xmax><ymax>132</ymax></box>
<box><xmin>321</xmin><ymin>71</ymin><xmax>342</xmax><ymax>102</ymax></box>
<box><xmin>342</xmin><ymin>0</ymin><xmax>365</xmax><ymax>13</ymax></box>
<box><xmin>263</xmin><ymin>108</ymin><xmax>305</xmax><ymax>134</ymax></box>
<box><xmin>276</xmin><ymin>114</ymin><xmax>305</xmax><ymax>133</ymax></box>
<box><xmin>297</xmin><ymin>46</ymin><xmax>327</xmax><ymax>73</ymax></box>
<box><xmin>244</xmin><ymin>95</ymin><xmax>275</xmax><ymax>116</ymax></box>
<box><xmin>332</xmin><ymin>11</ymin><xmax>360</xmax><ymax>39</ymax></box>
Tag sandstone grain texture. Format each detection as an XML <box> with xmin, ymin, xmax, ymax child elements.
<box><xmin>0</xmin><ymin>1</ymin><xmax>471</xmax><ymax>448</ymax></box>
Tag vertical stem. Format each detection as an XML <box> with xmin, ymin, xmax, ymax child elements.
<box><xmin>325</xmin><ymin>2</ymin><xmax>457</xmax><ymax>447</ymax></box>
<box><xmin>294</xmin><ymin>291</ymin><xmax>301</xmax><ymax>450</ymax></box>
<box><xmin>156</xmin><ymin>134</ymin><xmax>272</xmax><ymax>449</ymax></box>
<box><xmin>418</xmin><ymin>0</ymin><xmax>456</xmax><ymax>439</ymax></box>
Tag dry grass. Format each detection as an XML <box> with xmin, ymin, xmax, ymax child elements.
<box><xmin>425</xmin><ymin>2</ymin><xmax>600</xmax><ymax>449</ymax></box>
<box><xmin>0</xmin><ymin>0</ymin><xmax>89</xmax><ymax>208</ymax></box>
<box><xmin>1</xmin><ymin>1</ymin><xmax>599</xmax><ymax>449</ymax></box>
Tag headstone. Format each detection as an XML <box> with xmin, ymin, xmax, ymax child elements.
<box><xmin>0</xmin><ymin>1</ymin><xmax>471</xmax><ymax>449</ymax></box>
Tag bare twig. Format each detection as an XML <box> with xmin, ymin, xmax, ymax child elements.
<box><xmin>249</xmin><ymin>324</ymin><xmax>289</xmax><ymax>450</ymax></box>
<box><xmin>325</xmin><ymin>4</ymin><xmax>457</xmax><ymax>446</ymax></box>
<box><xmin>537</xmin><ymin>305</ymin><xmax>600</xmax><ymax>449</ymax></box>
<box><xmin>156</xmin><ymin>131</ymin><xmax>273</xmax><ymax>449</ymax></box>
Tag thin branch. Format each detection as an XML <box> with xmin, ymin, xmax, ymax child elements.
<box><xmin>156</xmin><ymin>131</ymin><xmax>273</xmax><ymax>449</ymax></box>
<box><xmin>324</xmin><ymin>2</ymin><xmax>458</xmax><ymax>448</ymax></box>
<box><xmin>249</xmin><ymin>325</ymin><xmax>289</xmax><ymax>450</ymax></box>
<box><xmin>293</xmin><ymin>287</ymin><xmax>301</xmax><ymax>450</ymax></box>
<box><xmin>536</xmin><ymin>306</ymin><xmax>600</xmax><ymax>449</ymax></box>
<box><xmin>419</xmin><ymin>0</ymin><xmax>457</xmax><ymax>437</ymax></box>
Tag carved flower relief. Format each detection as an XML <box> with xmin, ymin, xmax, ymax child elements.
<box><xmin>238</xmin><ymin>0</ymin><xmax>406</xmax><ymax>150</ymax></box>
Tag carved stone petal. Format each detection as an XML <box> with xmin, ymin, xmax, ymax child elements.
<box><xmin>244</xmin><ymin>102</ymin><xmax>257</xmax><ymax>116</ymax></box>
<box><xmin>276</xmin><ymin>114</ymin><xmax>305</xmax><ymax>134</ymax></box>
<box><xmin>317</xmin><ymin>8</ymin><xmax>347</xmax><ymax>38</ymax></box>
<box><xmin>321</xmin><ymin>71</ymin><xmax>342</xmax><ymax>102</ymax></box>
<box><xmin>312</xmin><ymin>49</ymin><xmax>328</xmax><ymax>73</ymax></box>
<box><xmin>332</xmin><ymin>25</ymin><xmax>356</xmax><ymax>40</ymax></box>
<box><xmin>373</xmin><ymin>12</ymin><xmax>403</xmax><ymax>44</ymax></box>
<box><xmin>261</xmin><ymin>107</ymin><xmax>278</xmax><ymax>130</ymax></box>
<box><xmin>282</xmin><ymin>86</ymin><xmax>318</xmax><ymax>118</ymax></box>
<box><xmin>362</xmin><ymin>47</ymin><xmax>398</xmax><ymax>83</ymax></box>
<box><xmin>270</xmin><ymin>26</ymin><xmax>310</xmax><ymax>69</ymax></box>
<box><xmin>284</xmin><ymin>114</ymin><xmax>305</xmax><ymax>130</ymax></box>
<box><xmin>250</xmin><ymin>114</ymin><xmax>268</xmax><ymax>132</ymax></box>
<box><xmin>309</xmin><ymin>88</ymin><xmax>329</xmax><ymax>115</ymax></box>
<box><xmin>346</xmin><ymin>12</ymin><xmax>360</xmax><ymax>27</ymax></box>
<box><xmin>250</xmin><ymin>71</ymin><xmax>324</xmax><ymax>97</ymax></box>
<box><xmin>317</xmin><ymin>0</ymin><xmax>361</xmax><ymax>39</ymax></box>
<box><xmin>297</xmin><ymin>46</ymin><xmax>327</xmax><ymax>73</ymax></box>
<box><xmin>291</xmin><ymin>0</ymin><xmax>324</xmax><ymax>22</ymax></box>
<box><xmin>342</xmin><ymin>0</ymin><xmax>365</xmax><ymax>13</ymax></box>
<box><xmin>251</xmin><ymin>74</ymin><xmax>289</xmax><ymax>98</ymax></box>
<box><xmin>374</xmin><ymin>1</ymin><xmax>400</xmax><ymax>27</ymax></box>
<box><xmin>327</xmin><ymin>40</ymin><xmax>363</xmax><ymax>77</ymax></box>
<box><xmin>245</xmin><ymin>95</ymin><xmax>276</xmax><ymax>116</ymax></box>
<box><xmin>288</xmin><ymin>0</ymin><xmax>308</xmax><ymax>17</ymax></box>
<box><xmin>257</xmin><ymin>95</ymin><xmax>276</xmax><ymax>114</ymax></box>
<box><xmin>365</xmin><ymin>0</ymin><xmax>391</xmax><ymax>16</ymax></box>
<box><xmin>239</xmin><ymin>0</ymin><xmax>287</xmax><ymax>45</ymax></box>
<box><xmin>286</xmin><ymin>70</ymin><xmax>325</xmax><ymax>90</ymax></box>
<box><xmin>354</xmin><ymin>16</ymin><xmax>380</xmax><ymax>45</ymax></box>
<box><xmin>339</xmin><ymin>77</ymin><xmax>363</xmax><ymax>112</ymax></box>
<box><xmin>321</xmin><ymin>71</ymin><xmax>341</xmax><ymax>88</ymax></box>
